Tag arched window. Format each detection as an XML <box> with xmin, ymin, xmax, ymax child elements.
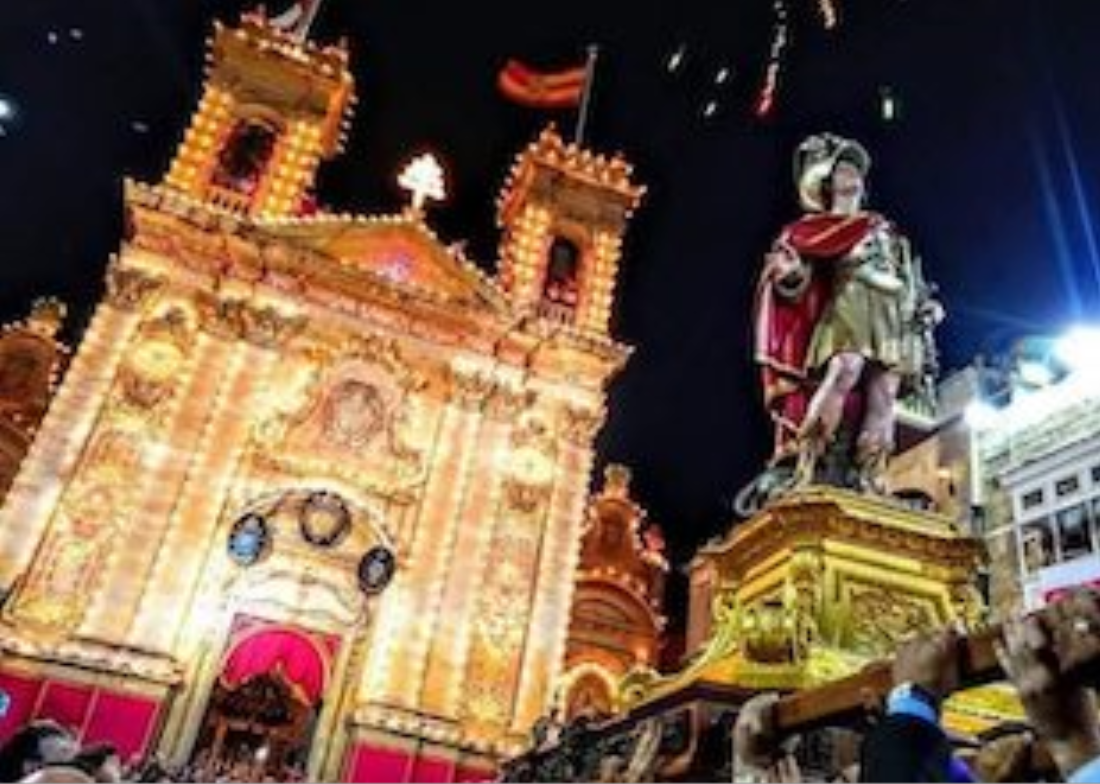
<box><xmin>542</xmin><ymin>236</ymin><xmax>582</xmax><ymax>313</ymax></box>
<box><xmin>212</xmin><ymin>119</ymin><xmax>278</xmax><ymax>196</ymax></box>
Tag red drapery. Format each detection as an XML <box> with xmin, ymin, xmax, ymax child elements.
<box><xmin>220</xmin><ymin>628</ymin><xmax>331</xmax><ymax>706</ymax></box>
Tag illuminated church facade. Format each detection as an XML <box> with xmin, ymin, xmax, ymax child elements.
<box><xmin>0</xmin><ymin>14</ymin><xmax>657</xmax><ymax>781</ymax></box>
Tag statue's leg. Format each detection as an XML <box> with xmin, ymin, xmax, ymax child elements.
<box><xmin>795</xmin><ymin>352</ymin><xmax>865</xmax><ymax>486</ymax></box>
<box><xmin>856</xmin><ymin>366</ymin><xmax>900</xmax><ymax>493</ymax></box>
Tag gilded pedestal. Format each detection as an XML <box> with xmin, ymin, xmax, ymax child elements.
<box><xmin>623</xmin><ymin>487</ymin><xmax>987</xmax><ymax>703</ymax></box>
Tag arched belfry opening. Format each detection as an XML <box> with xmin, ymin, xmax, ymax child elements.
<box><xmin>211</xmin><ymin>119</ymin><xmax>280</xmax><ymax>197</ymax></box>
<box><xmin>541</xmin><ymin>236</ymin><xmax>583</xmax><ymax>321</ymax></box>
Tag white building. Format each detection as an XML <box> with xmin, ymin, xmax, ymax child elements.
<box><xmin>977</xmin><ymin>370</ymin><xmax>1100</xmax><ymax>611</ymax></box>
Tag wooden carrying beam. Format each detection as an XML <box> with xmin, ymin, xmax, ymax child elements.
<box><xmin>774</xmin><ymin>597</ymin><xmax>1100</xmax><ymax>733</ymax></box>
<box><xmin>774</xmin><ymin>631</ymin><xmax>1002</xmax><ymax>731</ymax></box>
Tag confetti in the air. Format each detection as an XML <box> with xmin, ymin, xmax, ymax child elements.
<box><xmin>879</xmin><ymin>86</ymin><xmax>901</xmax><ymax>122</ymax></box>
<box><xmin>666</xmin><ymin>44</ymin><xmax>686</xmax><ymax>74</ymax></box>
<box><xmin>756</xmin><ymin>0</ymin><xmax>790</xmax><ymax>118</ymax></box>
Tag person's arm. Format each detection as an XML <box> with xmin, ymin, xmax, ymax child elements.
<box><xmin>996</xmin><ymin>588</ymin><xmax>1100</xmax><ymax>782</ymax></box>
<box><xmin>732</xmin><ymin>693</ymin><xmax>805</xmax><ymax>783</ymax></box>
<box><xmin>859</xmin><ymin>628</ymin><xmax>961</xmax><ymax>782</ymax></box>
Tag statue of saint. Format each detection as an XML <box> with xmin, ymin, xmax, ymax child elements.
<box><xmin>751</xmin><ymin>134</ymin><xmax>943</xmax><ymax>501</ymax></box>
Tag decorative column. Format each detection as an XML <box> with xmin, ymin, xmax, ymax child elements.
<box><xmin>359</xmin><ymin>361</ymin><xmax>488</xmax><ymax>707</ymax></box>
<box><xmin>455</xmin><ymin>403</ymin><xmax>563</xmax><ymax>747</ymax></box>
<box><xmin>418</xmin><ymin>378</ymin><xmax>526</xmax><ymax>718</ymax></box>
<box><xmin>126</xmin><ymin>337</ymin><xmax>275</xmax><ymax>651</ymax></box>
<box><xmin>0</xmin><ymin>270</ymin><xmax>154</xmax><ymax>588</ymax></box>
<box><xmin>78</xmin><ymin>305</ymin><xmax>208</xmax><ymax>640</ymax></box>
<box><xmin>510</xmin><ymin>402</ymin><xmax>602</xmax><ymax>733</ymax></box>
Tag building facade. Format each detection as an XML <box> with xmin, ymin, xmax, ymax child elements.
<box><xmin>560</xmin><ymin>465</ymin><xmax>666</xmax><ymax>721</ymax></box>
<box><xmin>0</xmin><ymin>14</ymin><xmax>643</xmax><ymax>782</ymax></box>
<box><xmin>976</xmin><ymin>370</ymin><xmax>1100</xmax><ymax>613</ymax></box>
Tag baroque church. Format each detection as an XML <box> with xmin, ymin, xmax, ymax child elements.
<box><xmin>0</xmin><ymin>12</ymin><xmax>667</xmax><ymax>782</ymax></box>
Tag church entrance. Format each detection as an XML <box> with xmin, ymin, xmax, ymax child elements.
<box><xmin>192</xmin><ymin>673</ymin><xmax>316</xmax><ymax>780</ymax></box>
<box><xmin>190</xmin><ymin>617</ymin><xmax>339</xmax><ymax>781</ymax></box>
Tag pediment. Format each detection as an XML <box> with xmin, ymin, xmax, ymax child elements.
<box><xmin>260</xmin><ymin>215</ymin><xmax>508</xmax><ymax>312</ymax></box>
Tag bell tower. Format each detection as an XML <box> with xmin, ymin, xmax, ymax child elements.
<box><xmin>164</xmin><ymin>13</ymin><xmax>354</xmax><ymax>216</ymax></box>
<box><xmin>497</xmin><ymin>128</ymin><xmax>643</xmax><ymax>334</ymax></box>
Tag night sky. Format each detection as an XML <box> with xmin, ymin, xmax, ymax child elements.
<box><xmin>2</xmin><ymin>0</ymin><xmax>1099</xmax><ymax>567</ymax></box>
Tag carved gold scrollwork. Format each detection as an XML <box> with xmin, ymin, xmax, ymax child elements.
<box><xmin>113</xmin><ymin>308</ymin><xmax>192</xmax><ymax>418</ymax></box>
<box><xmin>10</xmin><ymin>480</ymin><xmax>128</xmax><ymax>631</ymax></box>
<box><xmin>485</xmin><ymin>384</ymin><xmax>536</xmax><ymax>423</ymax></box>
<box><xmin>739</xmin><ymin>596</ymin><xmax>806</xmax><ymax>665</ymax></box>
<box><xmin>504</xmin><ymin>414</ymin><xmax>556</xmax><ymax>511</ymax></box>
<box><xmin>711</xmin><ymin>582</ymin><xmax>739</xmax><ymax>626</ymax></box>
<box><xmin>106</xmin><ymin>264</ymin><xmax>164</xmax><ymax>311</ymax></box>
<box><xmin>198</xmin><ymin>296</ymin><xmax>305</xmax><ymax>348</ymax></box>
<box><xmin>501</xmin><ymin>478</ymin><xmax>550</xmax><ymax>516</ymax></box>
<box><xmin>249</xmin><ymin>346</ymin><xmax>428</xmax><ymax>497</ymax></box>
<box><xmin>341</xmin><ymin>334</ymin><xmax>427</xmax><ymax>392</ymax></box>
<box><xmin>783</xmin><ymin>550</ymin><xmax>824</xmax><ymax>655</ymax></box>
<box><xmin>244</xmin><ymin>304</ymin><xmax>306</xmax><ymax>348</ymax></box>
<box><xmin>727</xmin><ymin>553</ymin><xmax>823</xmax><ymax>666</ymax></box>
<box><xmin>447</xmin><ymin>366</ymin><xmax>494</xmax><ymax>410</ymax></box>
<box><xmin>950</xmin><ymin>582</ymin><xmax>987</xmax><ymax>631</ymax></box>
<box><xmin>559</xmin><ymin>403</ymin><xmax>604</xmax><ymax>445</ymax></box>
<box><xmin>845</xmin><ymin>585</ymin><xmax>937</xmax><ymax>657</ymax></box>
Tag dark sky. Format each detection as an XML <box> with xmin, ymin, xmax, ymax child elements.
<box><xmin>2</xmin><ymin>0</ymin><xmax>1099</xmax><ymax>566</ymax></box>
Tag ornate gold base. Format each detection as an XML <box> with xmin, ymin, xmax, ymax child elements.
<box><xmin>622</xmin><ymin>487</ymin><xmax>988</xmax><ymax>704</ymax></box>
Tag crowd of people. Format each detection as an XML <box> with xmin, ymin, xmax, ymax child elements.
<box><xmin>0</xmin><ymin>728</ymin><xmax>307</xmax><ymax>784</ymax></box>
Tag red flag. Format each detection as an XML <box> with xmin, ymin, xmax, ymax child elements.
<box><xmin>497</xmin><ymin>59</ymin><xmax>588</xmax><ymax>109</ymax></box>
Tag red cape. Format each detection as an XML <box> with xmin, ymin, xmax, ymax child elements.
<box><xmin>754</xmin><ymin>212</ymin><xmax>885</xmax><ymax>455</ymax></box>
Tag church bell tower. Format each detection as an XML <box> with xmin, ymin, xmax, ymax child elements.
<box><xmin>497</xmin><ymin>129</ymin><xmax>643</xmax><ymax>334</ymax></box>
<box><xmin>164</xmin><ymin>13</ymin><xmax>354</xmax><ymax>216</ymax></box>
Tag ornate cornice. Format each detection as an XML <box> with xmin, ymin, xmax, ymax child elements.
<box><xmin>701</xmin><ymin>487</ymin><xmax>982</xmax><ymax>578</ymax></box>
<box><xmin>197</xmin><ymin>292</ymin><xmax>307</xmax><ymax>349</ymax></box>
<box><xmin>124</xmin><ymin>180</ymin><xmax>630</xmax><ymax>377</ymax></box>
<box><xmin>105</xmin><ymin>262</ymin><xmax>165</xmax><ymax>311</ymax></box>
<box><xmin>0</xmin><ymin>623</ymin><xmax>184</xmax><ymax>686</ymax></box>
<box><xmin>559</xmin><ymin>403</ymin><xmax>605</xmax><ymax>446</ymax></box>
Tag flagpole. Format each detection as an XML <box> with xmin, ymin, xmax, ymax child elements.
<box><xmin>295</xmin><ymin>0</ymin><xmax>324</xmax><ymax>42</ymax></box>
<box><xmin>574</xmin><ymin>45</ymin><xmax>600</xmax><ymax>147</ymax></box>
<box><xmin>270</xmin><ymin>0</ymin><xmax>326</xmax><ymax>41</ymax></box>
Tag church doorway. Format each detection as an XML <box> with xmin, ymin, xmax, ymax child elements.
<box><xmin>190</xmin><ymin>618</ymin><xmax>338</xmax><ymax>781</ymax></box>
<box><xmin>191</xmin><ymin>673</ymin><xmax>315</xmax><ymax>780</ymax></box>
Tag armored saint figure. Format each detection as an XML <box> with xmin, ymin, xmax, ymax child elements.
<box><xmin>752</xmin><ymin>134</ymin><xmax>942</xmax><ymax>498</ymax></box>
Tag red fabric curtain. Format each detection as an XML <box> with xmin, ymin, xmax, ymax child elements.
<box><xmin>221</xmin><ymin>628</ymin><xmax>330</xmax><ymax>705</ymax></box>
